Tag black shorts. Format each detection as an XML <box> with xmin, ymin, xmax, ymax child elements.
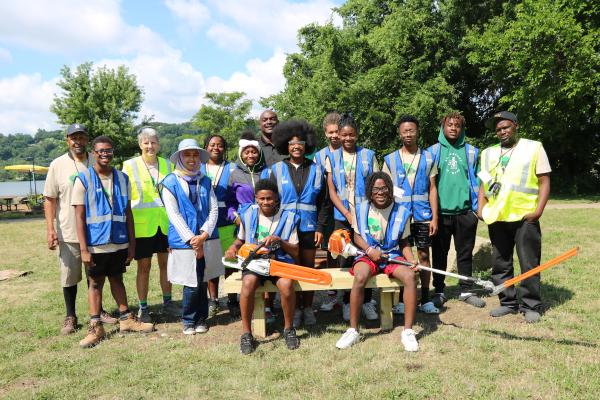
<box><xmin>298</xmin><ymin>230</ymin><xmax>316</xmax><ymax>250</ymax></box>
<box><xmin>134</xmin><ymin>228</ymin><xmax>168</xmax><ymax>260</ymax></box>
<box><xmin>89</xmin><ymin>249</ymin><xmax>128</xmax><ymax>278</ymax></box>
<box><xmin>242</xmin><ymin>269</ymin><xmax>279</xmax><ymax>286</ymax></box>
<box><xmin>408</xmin><ymin>222</ymin><xmax>431</xmax><ymax>249</ymax></box>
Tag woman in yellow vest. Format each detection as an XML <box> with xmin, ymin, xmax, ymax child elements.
<box><xmin>477</xmin><ymin>111</ymin><xmax>551</xmax><ymax>324</ymax></box>
<box><xmin>122</xmin><ymin>127</ymin><xmax>178</xmax><ymax>323</ymax></box>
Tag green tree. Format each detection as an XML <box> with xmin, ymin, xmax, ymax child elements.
<box><xmin>191</xmin><ymin>92</ymin><xmax>255</xmax><ymax>157</ymax></box>
<box><xmin>50</xmin><ymin>62</ymin><xmax>144</xmax><ymax>162</ymax></box>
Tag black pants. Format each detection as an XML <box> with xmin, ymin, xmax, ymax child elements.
<box><xmin>431</xmin><ymin>211</ymin><xmax>478</xmax><ymax>293</ymax></box>
<box><xmin>488</xmin><ymin>220</ymin><xmax>542</xmax><ymax>312</ymax></box>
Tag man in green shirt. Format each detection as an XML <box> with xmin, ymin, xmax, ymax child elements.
<box><xmin>427</xmin><ymin>112</ymin><xmax>484</xmax><ymax>309</ymax></box>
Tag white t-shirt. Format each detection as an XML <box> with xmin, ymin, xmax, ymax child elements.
<box><xmin>43</xmin><ymin>152</ymin><xmax>94</xmax><ymax>243</ymax></box>
<box><xmin>71</xmin><ymin>169</ymin><xmax>132</xmax><ymax>254</ymax></box>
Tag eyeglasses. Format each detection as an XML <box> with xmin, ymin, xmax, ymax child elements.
<box><xmin>401</xmin><ymin>129</ymin><xmax>417</xmax><ymax>134</ymax></box>
<box><xmin>372</xmin><ymin>186</ymin><xmax>390</xmax><ymax>194</ymax></box>
<box><xmin>94</xmin><ymin>148</ymin><xmax>114</xmax><ymax>155</ymax></box>
<box><xmin>288</xmin><ymin>140</ymin><xmax>306</xmax><ymax>146</ymax></box>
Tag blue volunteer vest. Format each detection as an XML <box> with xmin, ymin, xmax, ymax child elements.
<box><xmin>428</xmin><ymin>143</ymin><xmax>480</xmax><ymax>212</ymax></box>
<box><xmin>355</xmin><ymin>200</ymin><xmax>411</xmax><ymax>260</ymax></box>
<box><xmin>201</xmin><ymin>161</ymin><xmax>236</xmax><ymax>227</ymax></box>
<box><xmin>265</xmin><ymin>161</ymin><xmax>323</xmax><ymax>232</ymax></box>
<box><xmin>78</xmin><ymin>167</ymin><xmax>129</xmax><ymax>246</ymax></box>
<box><xmin>330</xmin><ymin>147</ymin><xmax>376</xmax><ymax>221</ymax></box>
<box><xmin>240</xmin><ymin>204</ymin><xmax>299</xmax><ymax>264</ymax></box>
<box><xmin>160</xmin><ymin>173</ymin><xmax>214</xmax><ymax>247</ymax></box>
<box><xmin>383</xmin><ymin>149</ymin><xmax>434</xmax><ymax>222</ymax></box>
<box><xmin>314</xmin><ymin>146</ymin><xmax>334</xmax><ymax>174</ymax></box>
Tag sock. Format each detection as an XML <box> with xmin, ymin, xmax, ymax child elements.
<box><xmin>139</xmin><ymin>300</ymin><xmax>148</xmax><ymax>310</ymax></box>
<box><xmin>119</xmin><ymin>309</ymin><xmax>131</xmax><ymax>319</ymax></box>
<box><xmin>90</xmin><ymin>314</ymin><xmax>101</xmax><ymax>323</ymax></box>
<box><xmin>63</xmin><ymin>285</ymin><xmax>77</xmax><ymax>317</ymax></box>
<box><xmin>163</xmin><ymin>294</ymin><xmax>172</xmax><ymax>305</ymax></box>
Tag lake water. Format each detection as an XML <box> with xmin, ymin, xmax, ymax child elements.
<box><xmin>0</xmin><ymin>180</ymin><xmax>46</xmax><ymax>197</ymax></box>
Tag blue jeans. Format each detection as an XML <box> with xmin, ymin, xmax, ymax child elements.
<box><xmin>182</xmin><ymin>257</ymin><xmax>208</xmax><ymax>327</ymax></box>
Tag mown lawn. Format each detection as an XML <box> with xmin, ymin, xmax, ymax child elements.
<box><xmin>1</xmin><ymin>207</ymin><xmax>599</xmax><ymax>399</ymax></box>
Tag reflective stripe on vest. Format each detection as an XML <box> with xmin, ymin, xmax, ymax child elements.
<box><xmin>356</xmin><ymin>201</ymin><xmax>409</xmax><ymax>257</ymax></box>
<box><xmin>127</xmin><ymin>157</ymin><xmax>171</xmax><ymax>210</ymax></box>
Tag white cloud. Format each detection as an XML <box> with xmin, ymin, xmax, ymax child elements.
<box><xmin>206</xmin><ymin>24</ymin><xmax>251</xmax><ymax>53</ymax></box>
<box><xmin>0</xmin><ymin>0</ymin><xmax>172</xmax><ymax>56</ymax></box>
<box><xmin>164</xmin><ymin>0</ymin><xmax>210</xmax><ymax>31</ymax></box>
<box><xmin>0</xmin><ymin>74</ymin><xmax>59</xmax><ymax>134</ymax></box>
<box><xmin>0</xmin><ymin>47</ymin><xmax>11</xmax><ymax>62</ymax></box>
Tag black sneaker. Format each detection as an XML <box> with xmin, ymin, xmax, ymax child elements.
<box><xmin>432</xmin><ymin>293</ymin><xmax>447</xmax><ymax>309</ymax></box>
<box><xmin>240</xmin><ymin>333</ymin><xmax>256</xmax><ymax>355</ymax></box>
<box><xmin>228</xmin><ymin>300</ymin><xmax>241</xmax><ymax>319</ymax></box>
<box><xmin>283</xmin><ymin>328</ymin><xmax>300</xmax><ymax>350</ymax></box>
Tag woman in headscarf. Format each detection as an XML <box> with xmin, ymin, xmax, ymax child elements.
<box><xmin>160</xmin><ymin>139</ymin><xmax>218</xmax><ymax>335</ymax></box>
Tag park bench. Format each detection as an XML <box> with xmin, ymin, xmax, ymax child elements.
<box><xmin>223</xmin><ymin>268</ymin><xmax>403</xmax><ymax>337</ymax></box>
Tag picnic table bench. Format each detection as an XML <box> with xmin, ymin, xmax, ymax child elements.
<box><xmin>0</xmin><ymin>196</ymin><xmax>21</xmax><ymax>212</ymax></box>
<box><xmin>223</xmin><ymin>267</ymin><xmax>403</xmax><ymax>337</ymax></box>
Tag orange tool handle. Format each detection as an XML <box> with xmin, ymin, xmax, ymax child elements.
<box><xmin>502</xmin><ymin>247</ymin><xmax>579</xmax><ymax>288</ymax></box>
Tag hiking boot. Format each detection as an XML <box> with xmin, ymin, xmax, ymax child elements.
<box><xmin>523</xmin><ymin>310</ymin><xmax>541</xmax><ymax>323</ymax></box>
<box><xmin>293</xmin><ymin>308</ymin><xmax>303</xmax><ymax>328</ymax></box>
<box><xmin>342</xmin><ymin>303</ymin><xmax>351</xmax><ymax>322</ymax></box>
<box><xmin>490</xmin><ymin>306</ymin><xmax>518</xmax><ymax>318</ymax></box>
<box><xmin>283</xmin><ymin>328</ymin><xmax>300</xmax><ymax>350</ymax></box>
<box><xmin>195</xmin><ymin>320</ymin><xmax>209</xmax><ymax>334</ymax></box>
<box><xmin>431</xmin><ymin>293</ymin><xmax>447</xmax><ymax>309</ymax></box>
<box><xmin>162</xmin><ymin>302</ymin><xmax>182</xmax><ymax>317</ymax></box>
<box><xmin>240</xmin><ymin>332</ymin><xmax>256</xmax><ymax>355</ymax></box>
<box><xmin>207</xmin><ymin>299</ymin><xmax>220</xmax><ymax>319</ymax></box>
<box><xmin>61</xmin><ymin>316</ymin><xmax>77</xmax><ymax>335</ymax></box>
<box><xmin>335</xmin><ymin>328</ymin><xmax>360</xmax><ymax>350</ymax></box>
<box><xmin>137</xmin><ymin>307</ymin><xmax>151</xmax><ymax>323</ymax></box>
<box><xmin>303</xmin><ymin>307</ymin><xmax>317</xmax><ymax>326</ymax></box>
<box><xmin>401</xmin><ymin>329</ymin><xmax>419</xmax><ymax>352</ymax></box>
<box><xmin>100</xmin><ymin>310</ymin><xmax>117</xmax><ymax>324</ymax></box>
<box><xmin>228</xmin><ymin>300</ymin><xmax>241</xmax><ymax>319</ymax></box>
<box><xmin>459</xmin><ymin>293</ymin><xmax>486</xmax><ymax>308</ymax></box>
<box><xmin>119</xmin><ymin>313</ymin><xmax>154</xmax><ymax>333</ymax></box>
<box><xmin>362</xmin><ymin>301</ymin><xmax>378</xmax><ymax>320</ymax></box>
<box><xmin>79</xmin><ymin>320</ymin><xmax>105</xmax><ymax>348</ymax></box>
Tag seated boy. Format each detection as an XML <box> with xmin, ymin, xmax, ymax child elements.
<box><xmin>224</xmin><ymin>179</ymin><xmax>300</xmax><ymax>355</ymax></box>
<box><xmin>335</xmin><ymin>172</ymin><xmax>419</xmax><ymax>352</ymax></box>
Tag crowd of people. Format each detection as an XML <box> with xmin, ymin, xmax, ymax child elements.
<box><xmin>43</xmin><ymin>108</ymin><xmax>551</xmax><ymax>354</ymax></box>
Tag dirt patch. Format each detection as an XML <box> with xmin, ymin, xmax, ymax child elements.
<box><xmin>0</xmin><ymin>378</ymin><xmax>43</xmax><ymax>397</ymax></box>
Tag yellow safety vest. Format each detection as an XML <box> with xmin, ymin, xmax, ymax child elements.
<box><xmin>122</xmin><ymin>156</ymin><xmax>172</xmax><ymax>238</ymax></box>
<box><xmin>481</xmin><ymin>138</ymin><xmax>541</xmax><ymax>224</ymax></box>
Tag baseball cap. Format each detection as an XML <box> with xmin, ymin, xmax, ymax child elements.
<box><xmin>66</xmin><ymin>123</ymin><xmax>88</xmax><ymax>136</ymax></box>
<box><xmin>485</xmin><ymin>111</ymin><xmax>518</xmax><ymax>130</ymax></box>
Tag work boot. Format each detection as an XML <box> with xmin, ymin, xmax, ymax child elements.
<box><xmin>119</xmin><ymin>313</ymin><xmax>154</xmax><ymax>333</ymax></box>
<box><xmin>100</xmin><ymin>310</ymin><xmax>118</xmax><ymax>325</ymax></box>
<box><xmin>79</xmin><ymin>320</ymin><xmax>105</xmax><ymax>348</ymax></box>
<box><xmin>61</xmin><ymin>316</ymin><xmax>77</xmax><ymax>335</ymax></box>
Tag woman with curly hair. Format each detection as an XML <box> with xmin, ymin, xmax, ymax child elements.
<box><xmin>266</xmin><ymin>119</ymin><xmax>328</xmax><ymax>327</ymax></box>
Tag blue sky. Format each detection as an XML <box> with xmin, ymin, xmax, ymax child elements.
<box><xmin>0</xmin><ymin>0</ymin><xmax>342</xmax><ymax>134</ymax></box>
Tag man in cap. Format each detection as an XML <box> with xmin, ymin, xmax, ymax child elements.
<box><xmin>478</xmin><ymin>111</ymin><xmax>551</xmax><ymax>323</ymax></box>
<box><xmin>258</xmin><ymin>109</ymin><xmax>285</xmax><ymax>167</ymax></box>
<box><xmin>44</xmin><ymin>123</ymin><xmax>118</xmax><ymax>335</ymax></box>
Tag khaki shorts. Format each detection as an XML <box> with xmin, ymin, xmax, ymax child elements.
<box><xmin>58</xmin><ymin>242</ymin><xmax>83</xmax><ymax>287</ymax></box>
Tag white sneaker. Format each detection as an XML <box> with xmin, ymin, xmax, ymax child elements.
<box><xmin>183</xmin><ymin>326</ymin><xmax>196</xmax><ymax>335</ymax></box>
<box><xmin>335</xmin><ymin>328</ymin><xmax>360</xmax><ymax>349</ymax></box>
<box><xmin>195</xmin><ymin>321</ymin><xmax>208</xmax><ymax>334</ymax></box>
<box><xmin>401</xmin><ymin>329</ymin><xmax>419</xmax><ymax>352</ymax></box>
<box><xmin>303</xmin><ymin>307</ymin><xmax>316</xmax><ymax>325</ymax></box>
<box><xmin>320</xmin><ymin>295</ymin><xmax>337</xmax><ymax>311</ymax></box>
<box><xmin>293</xmin><ymin>309</ymin><xmax>303</xmax><ymax>328</ymax></box>
<box><xmin>342</xmin><ymin>303</ymin><xmax>351</xmax><ymax>322</ymax></box>
<box><xmin>362</xmin><ymin>301</ymin><xmax>378</xmax><ymax>320</ymax></box>
<box><xmin>392</xmin><ymin>303</ymin><xmax>405</xmax><ymax>315</ymax></box>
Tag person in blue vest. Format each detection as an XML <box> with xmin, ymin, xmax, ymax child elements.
<box><xmin>266</xmin><ymin>119</ymin><xmax>328</xmax><ymax>328</ymax></box>
<box><xmin>72</xmin><ymin>136</ymin><xmax>155</xmax><ymax>348</ymax></box>
<box><xmin>427</xmin><ymin>112</ymin><xmax>484</xmax><ymax>309</ymax></box>
<box><xmin>335</xmin><ymin>172</ymin><xmax>419</xmax><ymax>351</ymax></box>
<box><xmin>325</xmin><ymin>112</ymin><xmax>379</xmax><ymax>322</ymax></box>
<box><xmin>383</xmin><ymin>115</ymin><xmax>439</xmax><ymax>314</ymax></box>
<box><xmin>160</xmin><ymin>139</ymin><xmax>219</xmax><ymax>335</ymax></box>
<box><xmin>201</xmin><ymin>134</ymin><xmax>238</xmax><ymax>319</ymax></box>
<box><xmin>314</xmin><ymin>112</ymin><xmax>341</xmax><ymax>312</ymax></box>
<box><xmin>224</xmin><ymin>179</ymin><xmax>300</xmax><ymax>355</ymax></box>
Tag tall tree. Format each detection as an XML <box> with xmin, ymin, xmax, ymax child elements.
<box><xmin>191</xmin><ymin>92</ymin><xmax>254</xmax><ymax>156</ymax></box>
<box><xmin>50</xmin><ymin>62</ymin><xmax>143</xmax><ymax>161</ymax></box>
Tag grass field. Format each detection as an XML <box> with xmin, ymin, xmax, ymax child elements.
<box><xmin>1</xmin><ymin>206</ymin><xmax>599</xmax><ymax>399</ymax></box>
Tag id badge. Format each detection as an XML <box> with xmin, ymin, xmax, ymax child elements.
<box><xmin>477</xmin><ymin>170</ymin><xmax>493</xmax><ymax>185</ymax></box>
